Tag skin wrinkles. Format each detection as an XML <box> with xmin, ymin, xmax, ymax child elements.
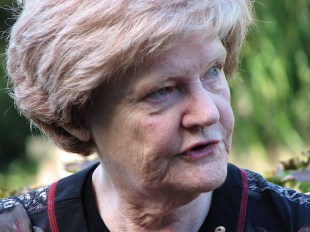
<box><xmin>89</xmin><ymin>28</ymin><xmax>234</xmax><ymax>231</ymax></box>
<box><xmin>132</xmin><ymin>42</ymin><xmax>227</xmax><ymax>100</ymax></box>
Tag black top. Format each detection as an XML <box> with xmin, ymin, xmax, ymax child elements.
<box><xmin>1</xmin><ymin>163</ymin><xmax>310</xmax><ymax>231</ymax></box>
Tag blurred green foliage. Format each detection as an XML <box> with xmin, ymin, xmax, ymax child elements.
<box><xmin>0</xmin><ymin>0</ymin><xmax>309</xmax><ymax>192</ymax></box>
<box><xmin>231</xmin><ymin>0</ymin><xmax>310</xmax><ymax>161</ymax></box>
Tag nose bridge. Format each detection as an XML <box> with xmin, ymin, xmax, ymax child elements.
<box><xmin>182</xmin><ymin>86</ymin><xmax>220</xmax><ymax>128</ymax></box>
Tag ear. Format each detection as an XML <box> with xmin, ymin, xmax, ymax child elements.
<box><xmin>62</xmin><ymin>126</ymin><xmax>91</xmax><ymax>142</ymax></box>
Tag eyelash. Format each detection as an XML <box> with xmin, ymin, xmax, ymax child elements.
<box><xmin>146</xmin><ymin>86</ymin><xmax>175</xmax><ymax>102</ymax></box>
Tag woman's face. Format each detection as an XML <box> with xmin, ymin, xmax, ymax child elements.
<box><xmin>90</xmin><ymin>29</ymin><xmax>234</xmax><ymax>195</ymax></box>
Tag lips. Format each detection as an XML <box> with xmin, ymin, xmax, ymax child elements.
<box><xmin>180</xmin><ymin>140</ymin><xmax>220</xmax><ymax>160</ymax></box>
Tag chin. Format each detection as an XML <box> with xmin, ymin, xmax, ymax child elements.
<box><xmin>173</xmin><ymin>162</ymin><xmax>228</xmax><ymax>195</ymax></box>
<box><xmin>196</xmin><ymin>161</ymin><xmax>228</xmax><ymax>193</ymax></box>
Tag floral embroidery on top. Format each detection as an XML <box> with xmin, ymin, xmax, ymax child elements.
<box><xmin>18</xmin><ymin>185</ymin><xmax>50</xmax><ymax>213</ymax></box>
<box><xmin>245</xmin><ymin>169</ymin><xmax>310</xmax><ymax>205</ymax></box>
<box><xmin>0</xmin><ymin>185</ymin><xmax>50</xmax><ymax>214</ymax></box>
<box><xmin>0</xmin><ymin>197</ymin><xmax>20</xmax><ymax>214</ymax></box>
<box><xmin>0</xmin><ymin>185</ymin><xmax>50</xmax><ymax>232</ymax></box>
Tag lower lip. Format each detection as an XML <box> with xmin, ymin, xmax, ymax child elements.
<box><xmin>181</xmin><ymin>142</ymin><xmax>219</xmax><ymax>161</ymax></box>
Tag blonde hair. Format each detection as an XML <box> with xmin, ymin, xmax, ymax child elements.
<box><xmin>6</xmin><ymin>0</ymin><xmax>253</xmax><ymax>155</ymax></box>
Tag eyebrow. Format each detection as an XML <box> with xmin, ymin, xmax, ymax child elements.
<box><xmin>160</xmin><ymin>45</ymin><xmax>227</xmax><ymax>79</ymax></box>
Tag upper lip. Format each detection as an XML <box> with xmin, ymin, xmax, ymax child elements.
<box><xmin>180</xmin><ymin>140</ymin><xmax>221</xmax><ymax>154</ymax></box>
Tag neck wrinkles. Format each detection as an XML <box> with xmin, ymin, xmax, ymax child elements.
<box><xmin>92</xmin><ymin>164</ymin><xmax>213</xmax><ymax>232</ymax></box>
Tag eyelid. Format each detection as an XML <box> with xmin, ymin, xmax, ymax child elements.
<box><xmin>212</xmin><ymin>63</ymin><xmax>224</xmax><ymax>70</ymax></box>
<box><xmin>145</xmin><ymin>86</ymin><xmax>175</xmax><ymax>102</ymax></box>
<box><xmin>201</xmin><ymin>63</ymin><xmax>224</xmax><ymax>80</ymax></box>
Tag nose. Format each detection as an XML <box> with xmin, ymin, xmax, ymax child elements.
<box><xmin>181</xmin><ymin>89</ymin><xmax>220</xmax><ymax>129</ymax></box>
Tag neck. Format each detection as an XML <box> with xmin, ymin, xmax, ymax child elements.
<box><xmin>92</xmin><ymin>164</ymin><xmax>212</xmax><ymax>232</ymax></box>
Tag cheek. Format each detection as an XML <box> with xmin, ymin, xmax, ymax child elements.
<box><xmin>139</xmin><ymin>114</ymin><xmax>180</xmax><ymax>152</ymax></box>
<box><xmin>220</xmin><ymin>86</ymin><xmax>234</xmax><ymax>131</ymax></box>
<box><xmin>129</xmin><ymin>116</ymin><xmax>179</xmax><ymax>183</ymax></box>
<box><xmin>216</xmin><ymin>87</ymin><xmax>234</xmax><ymax>150</ymax></box>
<box><xmin>145</xmin><ymin>119</ymin><xmax>158</xmax><ymax>133</ymax></box>
<box><xmin>219</xmin><ymin>101</ymin><xmax>234</xmax><ymax>152</ymax></box>
<box><xmin>224</xmin><ymin>105</ymin><xmax>234</xmax><ymax>132</ymax></box>
<box><xmin>143</xmin><ymin>117</ymin><xmax>170</xmax><ymax>143</ymax></box>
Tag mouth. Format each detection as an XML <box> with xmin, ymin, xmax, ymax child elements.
<box><xmin>180</xmin><ymin>140</ymin><xmax>220</xmax><ymax>161</ymax></box>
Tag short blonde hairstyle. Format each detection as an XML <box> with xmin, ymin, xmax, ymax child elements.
<box><xmin>6</xmin><ymin>0</ymin><xmax>253</xmax><ymax>155</ymax></box>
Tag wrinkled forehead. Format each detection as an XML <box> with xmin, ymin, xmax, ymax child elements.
<box><xmin>111</xmin><ymin>30</ymin><xmax>226</xmax><ymax>91</ymax></box>
<box><xmin>148</xmin><ymin>31</ymin><xmax>227</xmax><ymax>76</ymax></box>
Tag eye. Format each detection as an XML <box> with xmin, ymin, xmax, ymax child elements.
<box><xmin>205</xmin><ymin>64</ymin><xmax>223</xmax><ymax>80</ymax></box>
<box><xmin>147</xmin><ymin>87</ymin><xmax>174</xmax><ymax>101</ymax></box>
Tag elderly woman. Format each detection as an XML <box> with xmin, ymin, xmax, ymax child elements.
<box><xmin>1</xmin><ymin>0</ymin><xmax>309</xmax><ymax>231</ymax></box>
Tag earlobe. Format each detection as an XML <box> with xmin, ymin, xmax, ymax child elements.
<box><xmin>62</xmin><ymin>126</ymin><xmax>91</xmax><ymax>142</ymax></box>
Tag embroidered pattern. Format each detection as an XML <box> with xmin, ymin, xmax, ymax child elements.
<box><xmin>0</xmin><ymin>186</ymin><xmax>50</xmax><ymax>232</ymax></box>
<box><xmin>245</xmin><ymin>169</ymin><xmax>310</xmax><ymax>205</ymax></box>
<box><xmin>0</xmin><ymin>185</ymin><xmax>50</xmax><ymax>214</ymax></box>
<box><xmin>18</xmin><ymin>185</ymin><xmax>50</xmax><ymax>213</ymax></box>
<box><xmin>0</xmin><ymin>197</ymin><xmax>20</xmax><ymax>214</ymax></box>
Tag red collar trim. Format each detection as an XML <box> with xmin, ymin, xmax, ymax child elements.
<box><xmin>48</xmin><ymin>182</ymin><xmax>59</xmax><ymax>232</ymax></box>
<box><xmin>236</xmin><ymin>168</ymin><xmax>249</xmax><ymax>232</ymax></box>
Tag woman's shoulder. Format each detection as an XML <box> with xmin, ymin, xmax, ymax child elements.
<box><xmin>244</xmin><ymin>167</ymin><xmax>310</xmax><ymax>205</ymax></box>
<box><xmin>219</xmin><ymin>163</ymin><xmax>310</xmax><ymax>231</ymax></box>
<box><xmin>226</xmin><ymin>163</ymin><xmax>310</xmax><ymax>205</ymax></box>
<box><xmin>241</xmin><ymin>166</ymin><xmax>310</xmax><ymax>231</ymax></box>
<box><xmin>0</xmin><ymin>162</ymin><xmax>98</xmax><ymax>231</ymax></box>
<box><xmin>0</xmin><ymin>185</ymin><xmax>50</xmax><ymax>232</ymax></box>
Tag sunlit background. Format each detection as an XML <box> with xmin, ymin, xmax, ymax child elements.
<box><xmin>0</xmin><ymin>0</ymin><xmax>309</xmax><ymax>192</ymax></box>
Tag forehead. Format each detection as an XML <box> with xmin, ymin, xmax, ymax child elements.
<box><xmin>103</xmin><ymin>29</ymin><xmax>227</xmax><ymax>98</ymax></box>
<box><xmin>140</xmin><ymin>30</ymin><xmax>227</xmax><ymax>78</ymax></box>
